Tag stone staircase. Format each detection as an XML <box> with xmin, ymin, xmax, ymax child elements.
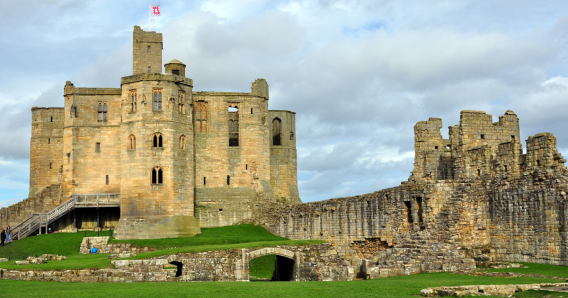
<box><xmin>361</xmin><ymin>231</ymin><xmax>476</xmax><ymax>278</ymax></box>
<box><xmin>11</xmin><ymin>193</ymin><xmax>120</xmax><ymax>240</ymax></box>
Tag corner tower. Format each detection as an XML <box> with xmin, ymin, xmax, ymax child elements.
<box><xmin>133</xmin><ymin>25</ymin><xmax>162</xmax><ymax>75</ymax></box>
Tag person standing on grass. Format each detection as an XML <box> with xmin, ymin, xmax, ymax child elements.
<box><xmin>0</xmin><ymin>229</ymin><xmax>5</xmax><ymax>246</ymax></box>
<box><xmin>6</xmin><ymin>226</ymin><xmax>11</xmax><ymax>243</ymax></box>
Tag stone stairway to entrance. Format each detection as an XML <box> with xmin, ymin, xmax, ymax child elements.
<box><xmin>10</xmin><ymin>193</ymin><xmax>120</xmax><ymax>240</ymax></box>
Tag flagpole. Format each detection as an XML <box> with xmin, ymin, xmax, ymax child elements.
<box><xmin>149</xmin><ymin>5</ymin><xmax>151</xmax><ymax>31</ymax></box>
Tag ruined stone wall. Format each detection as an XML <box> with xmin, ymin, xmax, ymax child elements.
<box><xmin>411</xmin><ymin>117</ymin><xmax>453</xmax><ymax>181</ymax></box>
<box><xmin>29</xmin><ymin>108</ymin><xmax>64</xmax><ymax>197</ymax></box>
<box><xmin>269</xmin><ymin>110</ymin><xmax>301</xmax><ymax>205</ymax></box>
<box><xmin>0</xmin><ymin>184</ymin><xmax>63</xmax><ymax>228</ymax></box>
<box><xmin>192</xmin><ymin>80</ymin><xmax>275</xmax><ymax>228</ymax></box>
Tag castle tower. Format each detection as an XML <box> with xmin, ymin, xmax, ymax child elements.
<box><xmin>133</xmin><ymin>26</ymin><xmax>162</xmax><ymax>75</ymax></box>
<box><xmin>113</xmin><ymin>27</ymin><xmax>200</xmax><ymax>239</ymax></box>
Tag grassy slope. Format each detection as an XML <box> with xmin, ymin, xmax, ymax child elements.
<box><xmin>0</xmin><ymin>225</ymin><xmax>322</xmax><ymax>271</ymax></box>
<box><xmin>0</xmin><ymin>273</ymin><xmax>561</xmax><ymax>298</ymax></box>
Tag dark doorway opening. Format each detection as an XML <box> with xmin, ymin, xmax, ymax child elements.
<box><xmin>249</xmin><ymin>254</ymin><xmax>295</xmax><ymax>282</ymax></box>
<box><xmin>169</xmin><ymin>261</ymin><xmax>183</xmax><ymax>277</ymax></box>
<box><xmin>416</xmin><ymin>197</ymin><xmax>425</xmax><ymax>230</ymax></box>
<box><xmin>403</xmin><ymin>201</ymin><xmax>413</xmax><ymax>224</ymax></box>
<box><xmin>272</xmin><ymin>255</ymin><xmax>295</xmax><ymax>281</ymax></box>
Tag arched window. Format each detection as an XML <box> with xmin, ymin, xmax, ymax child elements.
<box><xmin>179</xmin><ymin>135</ymin><xmax>186</xmax><ymax>149</ymax></box>
<box><xmin>152</xmin><ymin>167</ymin><xmax>163</xmax><ymax>184</ymax></box>
<box><xmin>195</xmin><ymin>102</ymin><xmax>208</xmax><ymax>133</ymax></box>
<box><xmin>153</xmin><ymin>89</ymin><xmax>162</xmax><ymax>110</ymax></box>
<box><xmin>272</xmin><ymin>118</ymin><xmax>282</xmax><ymax>146</ymax></box>
<box><xmin>153</xmin><ymin>133</ymin><xmax>163</xmax><ymax>148</ymax></box>
<box><xmin>128</xmin><ymin>135</ymin><xmax>136</xmax><ymax>150</ymax></box>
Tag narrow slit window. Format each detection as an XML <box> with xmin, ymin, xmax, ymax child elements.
<box><xmin>49</xmin><ymin>163</ymin><xmax>52</xmax><ymax>169</ymax></box>
<box><xmin>251</xmin><ymin>108</ymin><xmax>253</xmax><ymax>114</ymax></box>
<box><xmin>48</xmin><ymin>138</ymin><xmax>51</xmax><ymax>144</ymax></box>
<box><xmin>246</xmin><ymin>164</ymin><xmax>248</xmax><ymax>170</ymax></box>
<box><xmin>50</xmin><ymin>116</ymin><xmax>53</xmax><ymax>122</ymax></box>
<box><xmin>204</xmin><ymin>177</ymin><xmax>206</xmax><ymax>185</ymax></box>
<box><xmin>96</xmin><ymin>142</ymin><xmax>101</xmax><ymax>152</ymax></box>
<box><xmin>228</xmin><ymin>105</ymin><xmax>239</xmax><ymax>146</ymax></box>
<box><xmin>158</xmin><ymin>168</ymin><xmax>163</xmax><ymax>184</ymax></box>
<box><xmin>103</xmin><ymin>103</ymin><xmax>107</xmax><ymax>121</ymax></box>
<box><xmin>504</xmin><ymin>165</ymin><xmax>508</xmax><ymax>172</ymax></box>
<box><xmin>152</xmin><ymin>168</ymin><xmax>157</xmax><ymax>184</ymax></box>
<box><xmin>128</xmin><ymin>135</ymin><xmax>136</xmax><ymax>150</ymax></box>
<box><xmin>179</xmin><ymin>135</ymin><xmax>186</xmax><ymax>149</ymax></box>
<box><xmin>477</xmin><ymin>169</ymin><xmax>481</xmax><ymax>176</ymax></box>
<box><xmin>106</xmin><ymin>175</ymin><xmax>109</xmax><ymax>185</ymax></box>
<box><xmin>98</xmin><ymin>103</ymin><xmax>103</xmax><ymax>121</ymax></box>
<box><xmin>147</xmin><ymin>46</ymin><xmax>151</xmax><ymax>53</ymax></box>
<box><xmin>130</xmin><ymin>90</ymin><xmax>137</xmax><ymax>112</ymax></box>
<box><xmin>148</xmin><ymin>66</ymin><xmax>151</xmax><ymax>74</ymax></box>
<box><xmin>227</xmin><ymin>175</ymin><xmax>230</xmax><ymax>185</ymax></box>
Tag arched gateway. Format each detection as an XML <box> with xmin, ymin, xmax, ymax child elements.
<box><xmin>246</xmin><ymin>247</ymin><xmax>297</xmax><ymax>281</ymax></box>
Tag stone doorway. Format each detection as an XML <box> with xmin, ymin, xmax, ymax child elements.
<box><xmin>248</xmin><ymin>248</ymin><xmax>297</xmax><ymax>281</ymax></box>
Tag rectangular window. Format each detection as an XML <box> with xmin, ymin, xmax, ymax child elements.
<box><xmin>153</xmin><ymin>89</ymin><xmax>163</xmax><ymax>110</ymax></box>
<box><xmin>106</xmin><ymin>175</ymin><xmax>109</xmax><ymax>185</ymax></box>
<box><xmin>481</xmin><ymin>134</ymin><xmax>485</xmax><ymax>139</ymax></box>
<box><xmin>96</xmin><ymin>143</ymin><xmax>101</xmax><ymax>152</ymax></box>
<box><xmin>148</xmin><ymin>66</ymin><xmax>151</xmax><ymax>74</ymax></box>
<box><xmin>147</xmin><ymin>46</ymin><xmax>151</xmax><ymax>53</ymax></box>
<box><xmin>172</xmin><ymin>69</ymin><xmax>179</xmax><ymax>75</ymax></box>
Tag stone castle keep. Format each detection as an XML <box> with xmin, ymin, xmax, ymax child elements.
<box><xmin>1</xmin><ymin>26</ymin><xmax>568</xmax><ymax>282</ymax></box>
<box><xmin>16</xmin><ymin>26</ymin><xmax>301</xmax><ymax>239</ymax></box>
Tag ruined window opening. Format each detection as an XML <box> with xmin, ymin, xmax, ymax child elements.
<box><xmin>106</xmin><ymin>175</ymin><xmax>109</xmax><ymax>185</ymax></box>
<box><xmin>228</xmin><ymin>105</ymin><xmax>239</xmax><ymax>146</ymax></box>
<box><xmin>50</xmin><ymin>116</ymin><xmax>53</xmax><ymax>122</ymax></box>
<box><xmin>480</xmin><ymin>134</ymin><xmax>485</xmax><ymax>139</ymax></box>
<box><xmin>96</xmin><ymin>142</ymin><xmax>101</xmax><ymax>152</ymax></box>
<box><xmin>219</xmin><ymin>209</ymin><xmax>223</xmax><ymax>212</ymax></box>
<box><xmin>504</xmin><ymin>165</ymin><xmax>508</xmax><ymax>172</ymax></box>
<box><xmin>385</xmin><ymin>194</ymin><xmax>389</xmax><ymax>200</ymax></box>
<box><xmin>179</xmin><ymin>135</ymin><xmax>186</xmax><ymax>149</ymax></box>
<box><xmin>128</xmin><ymin>135</ymin><xmax>136</xmax><ymax>150</ymax></box>
<box><xmin>272</xmin><ymin>118</ymin><xmax>282</xmax><ymax>146</ymax></box>
<box><xmin>511</xmin><ymin>135</ymin><xmax>515</xmax><ymax>139</ymax></box>
<box><xmin>434</xmin><ymin>146</ymin><xmax>438</xmax><ymax>149</ymax></box>
<box><xmin>195</xmin><ymin>102</ymin><xmax>208</xmax><ymax>133</ymax></box>
<box><xmin>477</xmin><ymin>169</ymin><xmax>481</xmax><ymax>176</ymax></box>
<box><xmin>148</xmin><ymin>66</ymin><xmax>151</xmax><ymax>74</ymax></box>
<box><xmin>48</xmin><ymin>138</ymin><xmax>51</xmax><ymax>144</ymax></box>
<box><xmin>49</xmin><ymin>163</ymin><xmax>52</xmax><ymax>169</ymax></box>
<box><xmin>153</xmin><ymin>89</ymin><xmax>162</xmax><ymax>110</ymax></box>
<box><xmin>172</xmin><ymin>69</ymin><xmax>179</xmax><ymax>75</ymax></box>
<box><xmin>178</xmin><ymin>91</ymin><xmax>185</xmax><ymax>114</ymax></box>
<box><xmin>103</xmin><ymin>103</ymin><xmax>107</xmax><ymax>121</ymax></box>
<box><xmin>537</xmin><ymin>160</ymin><xmax>541</xmax><ymax>166</ymax></box>
<box><xmin>403</xmin><ymin>201</ymin><xmax>413</xmax><ymax>224</ymax></box>
<box><xmin>147</xmin><ymin>46</ymin><xmax>151</xmax><ymax>53</ymax></box>
<box><xmin>153</xmin><ymin>133</ymin><xmax>163</xmax><ymax>148</ymax></box>
<box><xmin>203</xmin><ymin>177</ymin><xmax>206</xmax><ymax>185</ymax></box>
<box><xmin>416</xmin><ymin>197</ymin><xmax>424</xmax><ymax>229</ymax></box>
<box><xmin>152</xmin><ymin>168</ymin><xmax>163</xmax><ymax>184</ymax></box>
<box><xmin>227</xmin><ymin>175</ymin><xmax>230</xmax><ymax>185</ymax></box>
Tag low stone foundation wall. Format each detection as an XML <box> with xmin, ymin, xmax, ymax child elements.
<box><xmin>420</xmin><ymin>283</ymin><xmax>568</xmax><ymax>297</ymax></box>
<box><xmin>79</xmin><ymin>237</ymin><xmax>154</xmax><ymax>255</ymax></box>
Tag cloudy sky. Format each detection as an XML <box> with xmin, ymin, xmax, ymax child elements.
<box><xmin>1</xmin><ymin>0</ymin><xmax>568</xmax><ymax>206</ymax></box>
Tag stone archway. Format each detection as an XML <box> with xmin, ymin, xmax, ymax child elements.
<box><xmin>247</xmin><ymin>247</ymin><xmax>297</xmax><ymax>281</ymax></box>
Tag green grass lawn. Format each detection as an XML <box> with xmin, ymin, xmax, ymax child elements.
<box><xmin>250</xmin><ymin>255</ymin><xmax>276</xmax><ymax>279</ymax></box>
<box><xmin>0</xmin><ymin>272</ymin><xmax>561</xmax><ymax>298</ymax></box>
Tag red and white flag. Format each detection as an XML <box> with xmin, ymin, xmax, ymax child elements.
<box><xmin>151</xmin><ymin>5</ymin><xmax>161</xmax><ymax>16</ymax></box>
